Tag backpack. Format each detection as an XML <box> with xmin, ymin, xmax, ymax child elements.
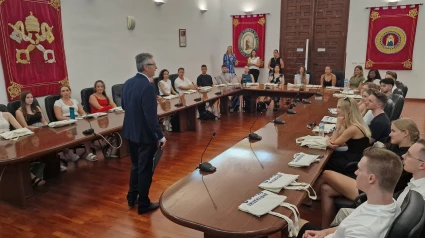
<box><xmin>199</xmin><ymin>111</ymin><xmax>219</xmax><ymax>120</ymax></box>
<box><xmin>257</xmin><ymin>102</ymin><xmax>267</xmax><ymax>112</ymax></box>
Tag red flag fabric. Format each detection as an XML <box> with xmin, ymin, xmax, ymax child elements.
<box><xmin>232</xmin><ymin>15</ymin><xmax>266</xmax><ymax>68</ymax></box>
<box><xmin>365</xmin><ymin>5</ymin><xmax>420</xmax><ymax>70</ymax></box>
<box><xmin>0</xmin><ymin>0</ymin><xmax>69</xmax><ymax>101</ymax></box>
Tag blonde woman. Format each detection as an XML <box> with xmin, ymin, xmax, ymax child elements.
<box><xmin>319</xmin><ymin>118</ymin><xmax>420</xmax><ymax>227</ymax></box>
<box><xmin>223</xmin><ymin>46</ymin><xmax>236</xmax><ymax>75</ymax></box>
<box><xmin>348</xmin><ymin>65</ymin><xmax>365</xmax><ymax>90</ymax></box>
<box><xmin>325</xmin><ymin>97</ymin><xmax>371</xmax><ymax>174</ymax></box>
<box><xmin>294</xmin><ymin>65</ymin><xmax>309</xmax><ymax>85</ymax></box>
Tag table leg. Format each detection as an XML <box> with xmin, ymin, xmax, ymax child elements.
<box><xmin>178</xmin><ymin>107</ymin><xmax>197</xmax><ymax>132</ymax></box>
<box><xmin>249</xmin><ymin>95</ymin><xmax>256</xmax><ymax>114</ymax></box>
<box><xmin>220</xmin><ymin>96</ymin><xmax>229</xmax><ymax>115</ymax></box>
<box><xmin>0</xmin><ymin>162</ymin><xmax>33</xmax><ymax>208</ymax></box>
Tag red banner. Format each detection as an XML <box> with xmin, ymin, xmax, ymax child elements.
<box><xmin>365</xmin><ymin>5</ymin><xmax>420</xmax><ymax>70</ymax></box>
<box><xmin>0</xmin><ymin>0</ymin><xmax>69</xmax><ymax>101</ymax></box>
<box><xmin>232</xmin><ymin>15</ymin><xmax>266</xmax><ymax>68</ymax></box>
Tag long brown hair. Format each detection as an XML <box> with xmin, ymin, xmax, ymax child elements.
<box><xmin>299</xmin><ymin>66</ymin><xmax>307</xmax><ymax>84</ymax></box>
<box><xmin>93</xmin><ymin>80</ymin><xmax>110</xmax><ymax>104</ymax></box>
<box><xmin>19</xmin><ymin>91</ymin><xmax>39</xmax><ymax>120</ymax></box>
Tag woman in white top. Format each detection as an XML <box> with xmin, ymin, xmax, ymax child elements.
<box><xmin>158</xmin><ymin>69</ymin><xmax>177</xmax><ymax>96</ymax></box>
<box><xmin>0</xmin><ymin>112</ymin><xmax>46</xmax><ymax>186</ymax></box>
<box><xmin>247</xmin><ymin>50</ymin><xmax>261</xmax><ymax>83</ymax></box>
<box><xmin>294</xmin><ymin>65</ymin><xmax>310</xmax><ymax>85</ymax></box>
<box><xmin>54</xmin><ymin>86</ymin><xmax>97</xmax><ymax>162</ymax></box>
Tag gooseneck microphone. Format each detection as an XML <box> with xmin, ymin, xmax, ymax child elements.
<box><xmin>199</xmin><ymin>132</ymin><xmax>217</xmax><ymax>172</ymax></box>
<box><xmin>175</xmin><ymin>92</ymin><xmax>184</xmax><ymax>107</ymax></box>
<box><xmin>193</xmin><ymin>82</ymin><xmax>202</xmax><ymax>102</ymax></box>
<box><xmin>248</xmin><ymin>112</ymin><xmax>263</xmax><ymax>140</ymax></box>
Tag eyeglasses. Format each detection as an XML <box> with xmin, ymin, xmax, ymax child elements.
<box><xmin>405</xmin><ymin>152</ymin><xmax>425</xmax><ymax>162</ymax></box>
<box><xmin>146</xmin><ymin>63</ymin><xmax>157</xmax><ymax>67</ymax></box>
<box><xmin>343</xmin><ymin>96</ymin><xmax>350</xmax><ymax>102</ymax></box>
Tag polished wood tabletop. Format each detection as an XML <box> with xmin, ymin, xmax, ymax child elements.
<box><xmin>159</xmin><ymin>90</ymin><xmax>340</xmax><ymax>237</ymax></box>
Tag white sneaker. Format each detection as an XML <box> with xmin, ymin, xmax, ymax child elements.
<box><xmin>85</xmin><ymin>153</ymin><xmax>98</xmax><ymax>162</ymax></box>
<box><xmin>66</xmin><ymin>151</ymin><xmax>79</xmax><ymax>162</ymax></box>
<box><xmin>60</xmin><ymin>164</ymin><xmax>67</xmax><ymax>172</ymax></box>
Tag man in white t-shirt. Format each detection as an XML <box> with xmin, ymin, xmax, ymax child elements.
<box><xmin>174</xmin><ymin>67</ymin><xmax>196</xmax><ymax>94</ymax></box>
<box><xmin>299</xmin><ymin>147</ymin><xmax>403</xmax><ymax>238</ymax></box>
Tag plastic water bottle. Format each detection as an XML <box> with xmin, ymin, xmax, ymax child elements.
<box><xmin>319</xmin><ymin>121</ymin><xmax>325</xmax><ymax>137</ymax></box>
<box><xmin>69</xmin><ymin>107</ymin><xmax>75</xmax><ymax>120</ymax></box>
<box><xmin>344</xmin><ymin>78</ymin><xmax>349</xmax><ymax>89</ymax></box>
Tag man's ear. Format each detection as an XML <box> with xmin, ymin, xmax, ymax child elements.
<box><xmin>419</xmin><ymin>161</ymin><xmax>425</xmax><ymax>171</ymax></box>
<box><xmin>369</xmin><ymin>174</ymin><xmax>377</xmax><ymax>184</ymax></box>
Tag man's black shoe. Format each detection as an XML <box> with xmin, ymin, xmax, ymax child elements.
<box><xmin>138</xmin><ymin>202</ymin><xmax>159</xmax><ymax>214</ymax></box>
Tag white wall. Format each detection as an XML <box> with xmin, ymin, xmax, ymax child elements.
<box><xmin>0</xmin><ymin>0</ymin><xmax>222</xmax><ymax>109</ymax></box>
<box><xmin>346</xmin><ymin>0</ymin><xmax>425</xmax><ymax>99</ymax></box>
<box><xmin>219</xmin><ymin>0</ymin><xmax>281</xmax><ymax>83</ymax></box>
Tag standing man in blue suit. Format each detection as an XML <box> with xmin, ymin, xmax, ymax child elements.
<box><xmin>122</xmin><ymin>53</ymin><xmax>166</xmax><ymax>214</ymax></box>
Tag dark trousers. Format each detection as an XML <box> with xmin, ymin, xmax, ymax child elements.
<box><xmin>249</xmin><ymin>69</ymin><xmax>260</xmax><ymax>82</ymax></box>
<box><xmin>127</xmin><ymin>140</ymin><xmax>157</xmax><ymax>208</ymax></box>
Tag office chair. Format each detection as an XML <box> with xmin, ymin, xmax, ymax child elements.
<box><xmin>0</xmin><ymin>104</ymin><xmax>8</xmax><ymax>112</ymax></box>
<box><xmin>332</xmin><ymin>70</ymin><xmax>345</xmax><ymax>87</ymax></box>
<box><xmin>80</xmin><ymin>87</ymin><xmax>94</xmax><ymax>114</ymax></box>
<box><xmin>390</xmin><ymin>94</ymin><xmax>405</xmax><ymax>121</ymax></box>
<box><xmin>384</xmin><ymin>99</ymin><xmax>395</xmax><ymax>121</ymax></box>
<box><xmin>111</xmin><ymin>84</ymin><xmax>123</xmax><ymax>107</ymax></box>
<box><xmin>169</xmin><ymin>74</ymin><xmax>179</xmax><ymax>92</ymax></box>
<box><xmin>384</xmin><ymin>190</ymin><xmax>425</xmax><ymax>238</ymax></box>
<box><xmin>44</xmin><ymin>95</ymin><xmax>61</xmax><ymax>122</ymax></box>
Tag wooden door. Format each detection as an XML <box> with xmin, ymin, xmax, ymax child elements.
<box><xmin>280</xmin><ymin>0</ymin><xmax>350</xmax><ymax>84</ymax></box>
<box><xmin>280</xmin><ymin>0</ymin><xmax>315</xmax><ymax>83</ymax></box>
<box><xmin>310</xmin><ymin>0</ymin><xmax>350</xmax><ymax>84</ymax></box>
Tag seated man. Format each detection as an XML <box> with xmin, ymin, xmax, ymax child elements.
<box><xmin>367</xmin><ymin>89</ymin><xmax>391</xmax><ymax>144</ymax></box>
<box><xmin>174</xmin><ymin>67</ymin><xmax>196</xmax><ymax>94</ymax></box>
<box><xmin>216</xmin><ymin>65</ymin><xmax>239</xmax><ymax>112</ymax></box>
<box><xmin>196</xmin><ymin>64</ymin><xmax>216</xmax><ymax>114</ymax></box>
<box><xmin>298</xmin><ymin>147</ymin><xmax>403</xmax><ymax>238</ymax></box>
<box><xmin>380</xmin><ymin>78</ymin><xmax>403</xmax><ymax>98</ymax></box>
<box><xmin>385</xmin><ymin>71</ymin><xmax>406</xmax><ymax>94</ymax></box>
<box><xmin>325</xmin><ymin>139</ymin><xmax>425</xmax><ymax>230</ymax></box>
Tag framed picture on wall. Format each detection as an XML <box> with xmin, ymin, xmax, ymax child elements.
<box><xmin>179</xmin><ymin>29</ymin><xmax>187</xmax><ymax>47</ymax></box>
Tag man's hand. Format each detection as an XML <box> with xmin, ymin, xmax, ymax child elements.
<box><xmin>158</xmin><ymin>140</ymin><xmax>166</xmax><ymax>150</ymax></box>
<box><xmin>303</xmin><ymin>230</ymin><xmax>328</xmax><ymax>238</ymax></box>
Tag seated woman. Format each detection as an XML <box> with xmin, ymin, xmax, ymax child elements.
<box><xmin>158</xmin><ymin>69</ymin><xmax>177</xmax><ymax>96</ymax></box>
<box><xmin>365</xmin><ymin>69</ymin><xmax>381</xmax><ymax>85</ymax></box>
<box><xmin>89</xmin><ymin>80</ymin><xmax>117</xmax><ymax>113</ymax></box>
<box><xmin>320</xmin><ymin>66</ymin><xmax>336</xmax><ymax>87</ymax></box>
<box><xmin>348</xmin><ymin>65</ymin><xmax>366</xmax><ymax>90</ymax></box>
<box><xmin>358</xmin><ymin>83</ymin><xmax>379</xmax><ymax>118</ymax></box>
<box><xmin>266</xmin><ymin>65</ymin><xmax>285</xmax><ymax>111</ymax></box>
<box><xmin>294</xmin><ymin>65</ymin><xmax>309</xmax><ymax>85</ymax></box>
<box><xmin>15</xmin><ymin>91</ymin><xmax>48</xmax><ymax>129</ymax></box>
<box><xmin>54</xmin><ymin>86</ymin><xmax>97</xmax><ymax>162</ymax></box>
<box><xmin>319</xmin><ymin>118</ymin><xmax>419</xmax><ymax>228</ymax></box>
<box><xmin>0</xmin><ymin>111</ymin><xmax>46</xmax><ymax>187</ymax></box>
<box><xmin>324</xmin><ymin>97</ymin><xmax>371</xmax><ymax>175</ymax></box>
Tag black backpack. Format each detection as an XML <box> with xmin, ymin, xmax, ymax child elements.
<box><xmin>257</xmin><ymin>102</ymin><xmax>267</xmax><ymax>112</ymax></box>
<box><xmin>199</xmin><ymin>111</ymin><xmax>219</xmax><ymax>120</ymax></box>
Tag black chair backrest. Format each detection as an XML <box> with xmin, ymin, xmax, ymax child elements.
<box><xmin>390</xmin><ymin>94</ymin><xmax>405</xmax><ymax>121</ymax></box>
<box><xmin>44</xmin><ymin>94</ymin><xmax>61</xmax><ymax>122</ymax></box>
<box><xmin>7</xmin><ymin>98</ymin><xmax>40</xmax><ymax>117</ymax></box>
<box><xmin>154</xmin><ymin>77</ymin><xmax>160</xmax><ymax>96</ymax></box>
<box><xmin>111</xmin><ymin>84</ymin><xmax>123</xmax><ymax>107</ymax></box>
<box><xmin>0</xmin><ymin>104</ymin><xmax>8</xmax><ymax>112</ymax></box>
<box><xmin>80</xmin><ymin>88</ymin><xmax>94</xmax><ymax>114</ymax></box>
<box><xmin>385</xmin><ymin>190</ymin><xmax>425</xmax><ymax>238</ymax></box>
<box><xmin>169</xmin><ymin>74</ymin><xmax>178</xmax><ymax>92</ymax></box>
<box><xmin>332</xmin><ymin>70</ymin><xmax>345</xmax><ymax>87</ymax></box>
<box><xmin>402</xmin><ymin>85</ymin><xmax>408</xmax><ymax>98</ymax></box>
<box><xmin>384</xmin><ymin>99</ymin><xmax>395</xmax><ymax>121</ymax></box>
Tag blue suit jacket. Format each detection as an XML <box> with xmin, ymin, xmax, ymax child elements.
<box><xmin>121</xmin><ymin>73</ymin><xmax>163</xmax><ymax>144</ymax></box>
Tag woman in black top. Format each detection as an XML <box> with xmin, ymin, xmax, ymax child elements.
<box><xmin>15</xmin><ymin>91</ymin><xmax>48</xmax><ymax>129</ymax></box>
<box><xmin>267</xmin><ymin>49</ymin><xmax>284</xmax><ymax>74</ymax></box>
<box><xmin>318</xmin><ymin>118</ymin><xmax>419</xmax><ymax>227</ymax></box>
<box><xmin>365</xmin><ymin>69</ymin><xmax>381</xmax><ymax>84</ymax></box>
<box><xmin>320</xmin><ymin>66</ymin><xmax>336</xmax><ymax>87</ymax></box>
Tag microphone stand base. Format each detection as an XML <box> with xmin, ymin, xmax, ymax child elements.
<box><xmin>273</xmin><ymin>119</ymin><xmax>286</xmax><ymax>124</ymax></box>
<box><xmin>215</xmin><ymin>92</ymin><xmax>222</xmax><ymax>95</ymax></box>
<box><xmin>287</xmin><ymin>109</ymin><xmax>297</xmax><ymax>114</ymax></box>
<box><xmin>248</xmin><ymin>133</ymin><xmax>262</xmax><ymax>140</ymax></box>
<box><xmin>194</xmin><ymin>98</ymin><xmax>202</xmax><ymax>102</ymax></box>
<box><xmin>199</xmin><ymin>162</ymin><xmax>216</xmax><ymax>172</ymax></box>
<box><xmin>175</xmin><ymin>103</ymin><xmax>184</xmax><ymax>107</ymax></box>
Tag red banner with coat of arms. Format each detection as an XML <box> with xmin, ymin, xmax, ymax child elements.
<box><xmin>0</xmin><ymin>0</ymin><xmax>69</xmax><ymax>101</ymax></box>
<box><xmin>365</xmin><ymin>5</ymin><xmax>420</xmax><ymax>70</ymax></box>
<box><xmin>232</xmin><ymin>15</ymin><xmax>266</xmax><ymax>68</ymax></box>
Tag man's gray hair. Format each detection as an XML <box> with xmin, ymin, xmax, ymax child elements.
<box><xmin>135</xmin><ymin>53</ymin><xmax>153</xmax><ymax>72</ymax></box>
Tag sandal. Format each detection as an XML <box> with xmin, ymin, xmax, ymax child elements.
<box><xmin>85</xmin><ymin>153</ymin><xmax>98</xmax><ymax>162</ymax></box>
<box><xmin>32</xmin><ymin>177</ymin><xmax>45</xmax><ymax>187</ymax></box>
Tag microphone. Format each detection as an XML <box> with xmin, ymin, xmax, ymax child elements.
<box><xmin>199</xmin><ymin>132</ymin><xmax>217</xmax><ymax>172</ymax></box>
<box><xmin>175</xmin><ymin>92</ymin><xmax>184</xmax><ymax>107</ymax></box>
<box><xmin>193</xmin><ymin>83</ymin><xmax>202</xmax><ymax>102</ymax></box>
<box><xmin>248</xmin><ymin>112</ymin><xmax>263</xmax><ymax>140</ymax></box>
<box><xmin>82</xmin><ymin>116</ymin><xmax>94</xmax><ymax>135</ymax></box>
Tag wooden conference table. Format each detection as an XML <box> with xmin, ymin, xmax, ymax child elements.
<box><xmin>160</xmin><ymin>89</ymin><xmax>340</xmax><ymax>238</ymax></box>
<box><xmin>0</xmin><ymin>85</ymin><xmax>322</xmax><ymax>208</ymax></box>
